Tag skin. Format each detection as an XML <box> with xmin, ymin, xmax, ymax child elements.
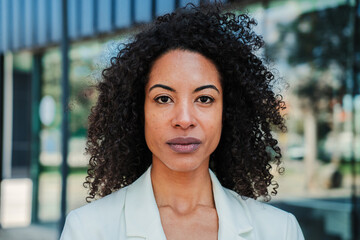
<box><xmin>144</xmin><ymin>49</ymin><xmax>223</xmax><ymax>239</ymax></box>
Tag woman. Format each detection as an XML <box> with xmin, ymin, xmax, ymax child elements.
<box><xmin>61</xmin><ymin>3</ymin><xmax>304</xmax><ymax>240</ymax></box>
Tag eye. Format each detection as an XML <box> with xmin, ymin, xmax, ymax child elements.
<box><xmin>154</xmin><ymin>95</ymin><xmax>172</xmax><ymax>104</ymax></box>
<box><xmin>196</xmin><ymin>96</ymin><xmax>214</xmax><ymax>104</ymax></box>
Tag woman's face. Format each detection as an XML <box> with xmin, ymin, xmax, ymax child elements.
<box><xmin>144</xmin><ymin>49</ymin><xmax>223</xmax><ymax>173</ymax></box>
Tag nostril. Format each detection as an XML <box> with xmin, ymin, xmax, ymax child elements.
<box><xmin>174</xmin><ymin>121</ymin><xmax>195</xmax><ymax>129</ymax></box>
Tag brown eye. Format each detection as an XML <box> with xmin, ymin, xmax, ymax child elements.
<box><xmin>197</xmin><ymin>96</ymin><xmax>214</xmax><ymax>104</ymax></box>
<box><xmin>155</xmin><ymin>96</ymin><xmax>172</xmax><ymax>104</ymax></box>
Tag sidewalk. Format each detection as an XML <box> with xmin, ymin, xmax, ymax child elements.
<box><xmin>0</xmin><ymin>224</ymin><xmax>58</xmax><ymax>240</ymax></box>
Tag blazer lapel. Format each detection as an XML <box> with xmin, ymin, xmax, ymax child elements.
<box><xmin>123</xmin><ymin>166</ymin><xmax>254</xmax><ymax>240</ymax></box>
<box><xmin>124</xmin><ymin>166</ymin><xmax>167</xmax><ymax>240</ymax></box>
<box><xmin>210</xmin><ymin>170</ymin><xmax>254</xmax><ymax>240</ymax></box>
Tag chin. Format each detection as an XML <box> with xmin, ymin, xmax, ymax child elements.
<box><xmin>161</xmin><ymin>156</ymin><xmax>208</xmax><ymax>173</ymax></box>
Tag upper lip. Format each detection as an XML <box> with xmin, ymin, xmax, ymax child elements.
<box><xmin>166</xmin><ymin>137</ymin><xmax>202</xmax><ymax>145</ymax></box>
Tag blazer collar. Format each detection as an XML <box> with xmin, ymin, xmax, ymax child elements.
<box><xmin>209</xmin><ymin>170</ymin><xmax>254</xmax><ymax>239</ymax></box>
<box><xmin>124</xmin><ymin>165</ymin><xmax>167</xmax><ymax>240</ymax></box>
<box><xmin>124</xmin><ymin>166</ymin><xmax>253</xmax><ymax>240</ymax></box>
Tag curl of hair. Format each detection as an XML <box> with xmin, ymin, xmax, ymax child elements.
<box><xmin>84</xmin><ymin>3</ymin><xmax>286</xmax><ymax>202</ymax></box>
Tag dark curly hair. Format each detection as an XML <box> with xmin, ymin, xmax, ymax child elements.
<box><xmin>84</xmin><ymin>3</ymin><xmax>286</xmax><ymax>202</ymax></box>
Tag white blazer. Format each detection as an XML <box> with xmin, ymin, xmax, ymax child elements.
<box><xmin>60</xmin><ymin>166</ymin><xmax>304</xmax><ymax>240</ymax></box>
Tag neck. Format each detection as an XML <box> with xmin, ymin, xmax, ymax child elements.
<box><xmin>151</xmin><ymin>159</ymin><xmax>215</xmax><ymax>214</ymax></box>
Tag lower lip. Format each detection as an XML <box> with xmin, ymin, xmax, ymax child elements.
<box><xmin>168</xmin><ymin>143</ymin><xmax>200</xmax><ymax>153</ymax></box>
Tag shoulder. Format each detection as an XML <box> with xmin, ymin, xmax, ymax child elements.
<box><xmin>73</xmin><ymin>186</ymin><xmax>127</xmax><ymax>221</ymax></box>
<box><xmin>224</xmin><ymin>188</ymin><xmax>304</xmax><ymax>239</ymax></box>
<box><xmin>225</xmin><ymin>188</ymin><xmax>288</xmax><ymax>219</ymax></box>
<box><xmin>225</xmin><ymin>189</ymin><xmax>290</xmax><ymax>224</ymax></box>
<box><xmin>60</xmin><ymin>187</ymin><xmax>128</xmax><ymax>240</ymax></box>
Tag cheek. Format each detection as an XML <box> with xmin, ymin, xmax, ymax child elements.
<box><xmin>210</xmin><ymin>119</ymin><xmax>222</xmax><ymax>139</ymax></box>
<box><xmin>208</xmin><ymin>108</ymin><xmax>223</xmax><ymax>141</ymax></box>
<box><xmin>144</xmin><ymin>111</ymin><xmax>163</xmax><ymax>145</ymax></box>
<box><xmin>144</xmin><ymin>118</ymin><xmax>156</xmax><ymax>153</ymax></box>
<box><xmin>146</xmin><ymin>113</ymin><xmax>162</xmax><ymax>131</ymax></box>
<box><xmin>145</xmin><ymin>103</ymin><xmax>169</xmax><ymax>132</ymax></box>
<box><xmin>203</xmin><ymin>112</ymin><xmax>222</xmax><ymax>140</ymax></box>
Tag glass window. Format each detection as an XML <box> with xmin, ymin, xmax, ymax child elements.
<box><xmin>231</xmin><ymin>0</ymin><xmax>359</xmax><ymax>239</ymax></box>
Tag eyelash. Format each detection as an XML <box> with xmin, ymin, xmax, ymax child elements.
<box><xmin>154</xmin><ymin>95</ymin><xmax>172</xmax><ymax>104</ymax></box>
<box><xmin>196</xmin><ymin>96</ymin><xmax>214</xmax><ymax>104</ymax></box>
<box><xmin>154</xmin><ymin>95</ymin><xmax>214</xmax><ymax>104</ymax></box>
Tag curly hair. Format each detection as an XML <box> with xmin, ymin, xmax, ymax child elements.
<box><xmin>84</xmin><ymin>3</ymin><xmax>286</xmax><ymax>202</ymax></box>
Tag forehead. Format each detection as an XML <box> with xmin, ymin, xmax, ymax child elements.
<box><xmin>147</xmin><ymin>49</ymin><xmax>221</xmax><ymax>90</ymax></box>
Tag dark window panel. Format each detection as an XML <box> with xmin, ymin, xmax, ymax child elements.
<box><xmin>12</xmin><ymin>71</ymin><xmax>32</xmax><ymax>177</ymax></box>
<box><xmin>0</xmin><ymin>55</ymin><xmax>3</xmax><ymax>181</ymax></box>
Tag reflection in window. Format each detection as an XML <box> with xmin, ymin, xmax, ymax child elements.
<box><xmin>237</xmin><ymin>1</ymin><xmax>359</xmax><ymax>239</ymax></box>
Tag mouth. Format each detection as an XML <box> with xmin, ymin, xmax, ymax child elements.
<box><xmin>166</xmin><ymin>137</ymin><xmax>201</xmax><ymax>153</ymax></box>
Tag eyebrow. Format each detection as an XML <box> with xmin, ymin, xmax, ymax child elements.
<box><xmin>149</xmin><ymin>84</ymin><xmax>175</xmax><ymax>92</ymax></box>
<box><xmin>193</xmin><ymin>85</ymin><xmax>220</xmax><ymax>94</ymax></box>
<box><xmin>148</xmin><ymin>84</ymin><xmax>220</xmax><ymax>94</ymax></box>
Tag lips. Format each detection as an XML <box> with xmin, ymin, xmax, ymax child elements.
<box><xmin>166</xmin><ymin>137</ymin><xmax>201</xmax><ymax>153</ymax></box>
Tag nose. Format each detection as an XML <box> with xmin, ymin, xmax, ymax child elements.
<box><xmin>171</xmin><ymin>101</ymin><xmax>196</xmax><ymax>129</ymax></box>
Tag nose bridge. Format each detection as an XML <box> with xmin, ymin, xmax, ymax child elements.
<box><xmin>173</xmin><ymin>98</ymin><xmax>195</xmax><ymax>128</ymax></box>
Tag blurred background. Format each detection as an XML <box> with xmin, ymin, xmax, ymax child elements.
<box><xmin>0</xmin><ymin>0</ymin><xmax>359</xmax><ymax>239</ymax></box>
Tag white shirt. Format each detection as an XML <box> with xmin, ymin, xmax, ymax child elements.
<box><xmin>60</xmin><ymin>166</ymin><xmax>305</xmax><ymax>240</ymax></box>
